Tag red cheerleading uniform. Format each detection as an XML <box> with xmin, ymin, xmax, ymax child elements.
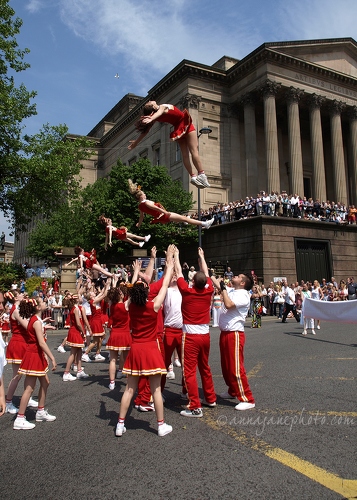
<box><xmin>1</xmin><ymin>314</ymin><xmax>10</xmax><ymax>333</ymax></box>
<box><xmin>89</xmin><ymin>300</ymin><xmax>105</xmax><ymax>336</ymax></box>
<box><xmin>156</xmin><ymin>105</ymin><xmax>195</xmax><ymax>141</ymax></box>
<box><xmin>177</xmin><ymin>277</ymin><xmax>216</xmax><ymax>410</ymax></box>
<box><xmin>123</xmin><ymin>301</ymin><xmax>166</xmax><ymax>377</ymax></box>
<box><xmin>139</xmin><ymin>200</ymin><xmax>171</xmax><ymax>224</ymax></box>
<box><xmin>83</xmin><ymin>250</ymin><xmax>98</xmax><ymax>270</ymax></box>
<box><xmin>66</xmin><ymin>306</ymin><xmax>85</xmax><ymax>348</ymax></box>
<box><xmin>18</xmin><ymin>315</ymin><xmax>48</xmax><ymax>377</ymax></box>
<box><xmin>6</xmin><ymin>305</ymin><xmax>28</xmax><ymax>364</ymax></box>
<box><xmin>106</xmin><ymin>302</ymin><xmax>131</xmax><ymax>351</ymax></box>
<box><xmin>106</xmin><ymin>225</ymin><xmax>127</xmax><ymax>241</ymax></box>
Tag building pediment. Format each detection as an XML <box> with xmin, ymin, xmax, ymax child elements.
<box><xmin>266</xmin><ymin>38</ymin><xmax>357</xmax><ymax>77</ymax></box>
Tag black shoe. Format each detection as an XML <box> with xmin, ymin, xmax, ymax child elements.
<box><xmin>281</xmin><ymin>320</ymin><xmax>287</xmax><ymax>323</ymax></box>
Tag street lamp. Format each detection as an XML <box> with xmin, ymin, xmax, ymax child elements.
<box><xmin>197</xmin><ymin>127</ymin><xmax>212</xmax><ymax>247</ymax></box>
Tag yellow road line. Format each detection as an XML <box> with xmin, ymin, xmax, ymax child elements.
<box><xmin>204</xmin><ymin>413</ymin><xmax>357</xmax><ymax>498</ymax></box>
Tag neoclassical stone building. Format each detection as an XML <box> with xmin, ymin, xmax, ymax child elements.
<box><xmin>87</xmin><ymin>37</ymin><xmax>357</xmax><ymax>212</ymax></box>
<box><xmin>14</xmin><ymin>37</ymin><xmax>357</xmax><ymax>282</ymax></box>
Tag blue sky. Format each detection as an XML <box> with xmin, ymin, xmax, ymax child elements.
<box><xmin>2</xmin><ymin>0</ymin><xmax>357</xmax><ymax>242</ymax></box>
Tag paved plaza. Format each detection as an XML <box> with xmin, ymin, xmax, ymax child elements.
<box><xmin>1</xmin><ymin>316</ymin><xmax>356</xmax><ymax>499</ymax></box>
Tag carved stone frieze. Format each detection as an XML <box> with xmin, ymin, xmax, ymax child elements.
<box><xmin>179</xmin><ymin>94</ymin><xmax>202</xmax><ymax>109</ymax></box>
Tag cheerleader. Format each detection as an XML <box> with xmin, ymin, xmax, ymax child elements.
<box><xmin>65</xmin><ymin>247</ymin><xmax>113</xmax><ymax>279</ymax></box>
<box><xmin>81</xmin><ymin>281</ymin><xmax>110</xmax><ymax>362</ymax></box>
<box><xmin>98</xmin><ymin>215</ymin><xmax>151</xmax><ymax>249</ymax></box>
<box><xmin>129</xmin><ymin>101</ymin><xmax>210</xmax><ymax>188</ymax></box>
<box><xmin>13</xmin><ymin>298</ymin><xmax>57</xmax><ymax>430</ymax></box>
<box><xmin>106</xmin><ymin>283</ymin><xmax>131</xmax><ymax>390</ymax></box>
<box><xmin>0</xmin><ymin>335</ymin><xmax>6</xmax><ymax>416</ymax></box>
<box><xmin>128</xmin><ymin>179</ymin><xmax>214</xmax><ymax>229</ymax></box>
<box><xmin>5</xmin><ymin>291</ymin><xmax>38</xmax><ymax>413</ymax></box>
<box><xmin>1</xmin><ymin>304</ymin><xmax>10</xmax><ymax>346</ymax></box>
<box><xmin>63</xmin><ymin>295</ymin><xmax>89</xmax><ymax>381</ymax></box>
<box><xmin>116</xmin><ymin>245</ymin><xmax>175</xmax><ymax>437</ymax></box>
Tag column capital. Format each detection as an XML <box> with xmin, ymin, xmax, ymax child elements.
<box><xmin>260</xmin><ymin>79</ymin><xmax>281</xmax><ymax>98</ymax></box>
<box><xmin>179</xmin><ymin>93</ymin><xmax>201</xmax><ymax>109</ymax></box>
<box><xmin>329</xmin><ymin>100</ymin><xmax>346</xmax><ymax>116</ymax></box>
<box><xmin>308</xmin><ymin>93</ymin><xmax>325</xmax><ymax>110</ymax></box>
<box><xmin>285</xmin><ymin>86</ymin><xmax>304</xmax><ymax>104</ymax></box>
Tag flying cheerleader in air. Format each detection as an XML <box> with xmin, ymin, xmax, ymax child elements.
<box><xmin>128</xmin><ymin>179</ymin><xmax>214</xmax><ymax>229</ymax></box>
<box><xmin>128</xmin><ymin>101</ymin><xmax>210</xmax><ymax>189</ymax></box>
<box><xmin>98</xmin><ymin>215</ymin><xmax>151</xmax><ymax>249</ymax></box>
<box><xmin>65</xmin><ymin>247</ymin><xmax>113</xmax><ymax>278</ymax></box>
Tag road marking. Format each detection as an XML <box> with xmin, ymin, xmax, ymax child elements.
<box><xmin>206</xmin><ymin>363</ymin><xmax>357</xmax><ymax>497</ymax></box>
<box><xmin>203</xmin><ymin>413</ymin><xmax>357</xmax><ymax>498</ymax></box>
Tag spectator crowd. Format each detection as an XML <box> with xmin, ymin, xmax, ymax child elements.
<box><xmin>189</xmin><ymin>190</ymin><xmax>357</xmax><ymax>226</ymax></box>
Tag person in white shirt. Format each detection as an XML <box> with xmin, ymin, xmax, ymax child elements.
<box><xmin>211</xmin><ymin>272</ymin><xmax>255</xmax><ymax>411</ymax></box>
<box><xmin>281</xmin><ymin>280</ymin><xmax>300</xmax><ymax>323</ymax></box>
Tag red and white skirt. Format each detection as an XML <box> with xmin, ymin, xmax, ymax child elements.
<box><xmin>106</xmin><ymin>327</ymin><xmax>132</xmax><ymax>351</ymax></box>
<box><xmin>18</xmin><ymin>344</ymin><xmax>48</xmax><ymax>377</ymax></box>
<box><xmin>122</xmin><ymin>340</ymin><xmax>166</xmax><ymax>376</ymax></box>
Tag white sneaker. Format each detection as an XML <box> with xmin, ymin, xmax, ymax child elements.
<box><xmin>95</xmin><ymin>353</ymin><xmax>105</xmax><ymax>361</ymax></box>
<box><xmin>158</xmin><ymin>423</ymin><xmax>173</xmax><ymax>437</ymax></box>
<box><xmin>317</xmin><ymin>325</ymin><xmax>320</xmax><ymax>330</ymax></box>
<box><xmin>13</xmin><ymin>417</ymin><xmax>35</xmax><ymax>430</ymax></box>
<box><xmin>63</xmin><ymin>372</ymin><xmax>77</xmax><ymax>382</ymax></box>
<box><xmin>302</xmin><ymin>330</ymin><xmax>307</xmax><ymax>336</ymax></box>
<box><xmin>166</xmin><ymin>370</ymin><xmax>175</xmax><ymax>380</ymax></box>
<box><xmin>109</xmin><ymin>382</ymin><xmax>115</xmax><ymax>390</ymax></box>
<box><xmin>27</xmin><ymin>397</ymin><xmax>38</xmax><ymax>408</ymax></box>
<box><xmin>202</xmin><ymin>217</ymin><xmax>215</xmax><ymax>229</ymax></box>
<box><xmin>190</xmin><ymin>176</ymin><xmax>204</xmax><ymax>188</ymax></box>
<box><xmin>173</xmin><ymin>358</ymin><xmax>181</xmax><ymax>367</ymax></box>
<box><xmin>72</xmin><ymin>364</ymin><xmax>78</xmax><ymax>373</ymax></box>
<box><xmin>116</xmin><ymin>370</ymin><xmax>125</xmax><ymax>379</ymax></box>
<box><xmin>197</xmin><ymin>172</ymin><xmax>210</xmax><ymax>187</ymax></box>
<box><xmin>115</xmin><ymin>423</ymin><xmax>126</xmax><ymax>437</ymax></box>
<box><xmin>57</xmin><ymin>345</ymin><xmax>66</xmax><ymax>353</ymax></box>
<box><xmin>138</xmin><ymin>241</ymin><xmax>144</xmax><ymax>248</ymax></box>
<box><xmin>144</xmin><ymin>234</ymin><xmax>151</xmax><ymax>242</ymax></box>
<box><xmin>81</xmin><ymin>353</ymin><xmax>91</xmax><ymax>362</ymax></box>
<box><xmin>312</xmin><ymin>330</ymin><xmax>316</xmax><ymax>335</ymax></box>
<box><xmin>77</xmin><ymin>370</ymin><xmax>89</xmax><ymax>379</ymax></box>
<box><xmin>6</xmin><ymin>401</ymin><xmax>19</xmax><ymax>414</ymax></box>
<box><xmin>235</xmin><ymin>402</ymin><xmax>255</xmax><ymax>411</ymax></box>
<box><xmin>36</xmin><ymin>410</ymin><xmax>56</xmax><ymax>422</ymax></box>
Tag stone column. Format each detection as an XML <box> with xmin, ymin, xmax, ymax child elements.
<box><xmin>241</xmin><ymin>93</ymin><xmax>258</xmax><ymax>195</ymax></box>
<box><xmin>348</xmin><ymin>106</ymin><xmax>357</xmax><ymax>205</ymax></box>
<box><xmin>329</xmin><ymin>100</ymin><xmax>348</xmax><ymax>205</ymax></box>
<box><xmin>308</xmin><ymin>94</ymin><xmax>327</xmax><ymax>202</ymax></box>
<box><xmin>261</xmin><ymin>80</ymin><xmax>281</xmax><ymax>193</ymax></box>
<box><xmin>286</xmin><ymin>87</ymin><xmax>304</xmax><ymax>197</ymax></box>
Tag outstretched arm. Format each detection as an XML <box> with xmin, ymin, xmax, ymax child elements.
<box><xmin>141</xmin><ymin>246</ymin><xmax>156</xmax><ymax>284</ymax></box>
<box><xmin>198</xmin><ymin>247</ymin><xmax>209</xmax><ymax>277</ymax></box>
<box><xmin>128</xmin><ymin>130</ymin><xmax>149</xmax><ymax>150</ymax></box>
<box><xmin>173</xmin><ymin>246</ymin><xmax>183</xmax><ymax>279</ymax></box>
<box><xmin>136</xmin><ymin>211</ymin><xmax>145</xmax><ymax>228</ymax></box>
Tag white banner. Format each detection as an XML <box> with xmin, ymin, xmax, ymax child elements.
<box><xmin>303</xmin><ymin>297</ymin><xmax>357</xmax><ymax>324</ymax></box>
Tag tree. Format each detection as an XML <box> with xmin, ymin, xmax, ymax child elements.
<box><xmin>0</xmin><ymin>0</ymin><xmax>37</xmax><ymax>211</ymax></box>
<box><xmin>0</xmin><ymin>3</ymin><xmax>95</xmax><ymax>230</ymax></box>
<box><xmin>0</xmin><ymin>262</ymin><xmax>26</xmax><ymax>291</ymax></box>
<box><xmin>5</xmin><ymin>124</ymin><xmax>95</xmax><ymax>230</ymax></box>
<box><xmin>27</xmin><ymin>159</ymin><xmax>199</xmax><ymax>262</ymax></box>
